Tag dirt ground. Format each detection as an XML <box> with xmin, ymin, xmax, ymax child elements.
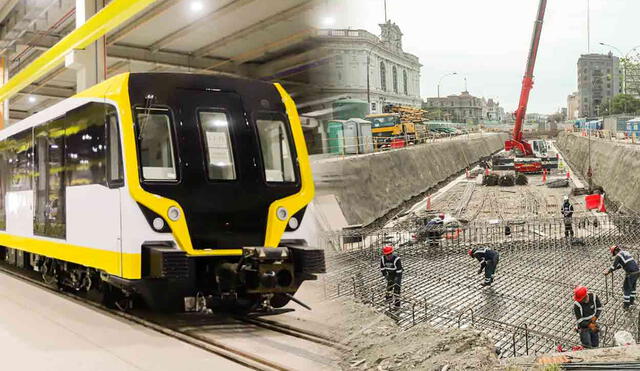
<box><xmin>426</xmin><ymin>171</ymin><xmax>584</xmax><ymax>223</ymax></box>
<box><xmin>504</xmin><ymin>344</ymin><xmax>640</xmax><ymax>370</ymax></box>
<box><xmin>328</xmin><ymin>299</ymin><xmax>500</xmax><ymax>370</ymax></box>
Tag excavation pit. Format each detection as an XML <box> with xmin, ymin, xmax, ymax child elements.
<box><xmin>325</xmin><ymin>215</ymin><xmax>640</xmax><ymax>358</ymax></box>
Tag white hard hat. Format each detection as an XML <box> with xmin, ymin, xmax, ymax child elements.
<box><xmin>563</xmin><ymin>195</ymin><xmax>569</xmax><ymax>201</ymax></box>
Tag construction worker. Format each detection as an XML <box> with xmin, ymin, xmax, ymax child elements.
<box><xmin>603</xmin><ymin>245</ymin><xmax>639</xmax><ymax>308</ymax></box>
<box><xmin>573</xmin><ymin>286</ymin><xmax>602</xmax><ymax>348</ymax></box>
<box><xmin>426</xmin><ymin>213</ymin><xmax>445</xmax><ymax>247</ymax></box>
<box><xmin>380</xmin><ymin>245</ymin><xmax>402</xmax><ymax>309</ymax></box>
<box><xmin>468</xmin><ymin>247</ymin><xmax>500</xmax><ymax>286</ymax></box>
<box><xmin>561</xmin><ymin>195</ymin><xmax>574</xmax><ymax>238</ymax></box>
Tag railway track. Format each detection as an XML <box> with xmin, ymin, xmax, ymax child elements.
<box><xmin>0</xmin><ymin>263</ymin><xmax>342</xmax><ymax>371</ymax></box>
<box><xmin>238</xmin><ymin>316</ymin><xmax>348</xmax><ymax>351</ymax></box>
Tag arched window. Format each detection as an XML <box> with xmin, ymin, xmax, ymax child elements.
<box><xmin>392</xmin><ymin>66</ymin><xmax>398</xmax><ymax>93</ymax></box>
<box><xmin>403</xmin><ymin>70</ymin><xmax>408</xmax><ymax>95</ymax></box>
<box><xmin>380</xmin><ymin>61</ymin><xmax>386</xmax><ymax>91</ymax></box>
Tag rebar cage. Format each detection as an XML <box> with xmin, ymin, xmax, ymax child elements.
<box><xmin>323</xmin><ymin>215</ymin><xmax>640</xmax><ymax>358</ymax></box>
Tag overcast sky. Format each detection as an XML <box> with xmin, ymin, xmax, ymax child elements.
<box><xmin>314</xmin><ymin>0</ymin><xmax>640</xmax><ymax>114</ymax></box>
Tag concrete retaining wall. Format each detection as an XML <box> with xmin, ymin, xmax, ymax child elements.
<box><xmin>556</xmin><ymin>132</ymin><xmax>640</xmax><ymax>212</ymax></box>
<box><xmin>312</xmin><ymin>133</ymin><xmax>508</xmax><ymax>226</ymax></box>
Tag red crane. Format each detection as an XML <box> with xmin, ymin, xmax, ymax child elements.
<box><xmin>505</xmin><ymin>0</ymin><xmax>547</xmax><ymax>157</ymax></box>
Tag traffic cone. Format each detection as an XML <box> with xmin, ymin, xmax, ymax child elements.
<box><xmin>426</xmin><ymin>196</ymin><xmax>431</xmax><ymax>211</ymax></box>
<box><xmin>542</xmin><ymin>169</ymin><xmax>547</xmax><ymax>183</ymax></box>
<box><xmin>566</xmin><ymin>171</ymin><xmax>570</xmax><ymax>180</ymax></box>
<box><xmin>466</xmin><ymin>168</ymin><xmax>470</xmax><ymax>178</ymax></box>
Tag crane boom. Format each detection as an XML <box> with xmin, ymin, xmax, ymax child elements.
<box><xmin>506</xmin><ymin>0</ymin><xmax>547</xmax><ymax>156</ymax></box>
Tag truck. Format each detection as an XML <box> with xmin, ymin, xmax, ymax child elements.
<box><xmin>366</xmin><ymin>105</ymin><xmax>425</xmax><ymax>149</ymax></box>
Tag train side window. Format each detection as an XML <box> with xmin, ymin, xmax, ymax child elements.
<box><xmin>256</xmin><ymin>113</ymin><xmax>296</xmax><ymax>183</ymax></box>
<box><xmin>106</xmin><ymin>107</ymin><xmax>124</xmax><ymax>187</ymax></box>
<box><xmin>198</xmin><ymin>110</ymin><xmax>236</xmax><ymax>181</ymax></box>
<box><xmin>65</xmin><ymin>103</ymin><xmax>107</xmax><ymax>186</ymax></box>
<box><xmin>7</xmin><ymin>129</ymin><xmax>33</xmax><ymax>192</ymax></box>
<box><xmin>34</xmin><ymin>117</ymin><xmax>66</xmax><ymax>239</ymax></box>
<box><xmin>136</xmin><ymin>109</ymin><xmax>177</xmax><ymax>181</ymax></box>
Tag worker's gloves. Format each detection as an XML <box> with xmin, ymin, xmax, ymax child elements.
<box><xmin>587</xmin><ymin>322</ymin><xmax>599</xmax><ymax>333</ymax></box>
<box><xmin>603</xmin><ymin>269</ymin><xmax>611</xmax><ymax>276</ymax></box>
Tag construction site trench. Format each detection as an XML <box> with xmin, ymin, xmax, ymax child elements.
<box><xmin>323</xmin><ymin>158</ymin><xmax>640</xmax><ymax>360</ymax></box>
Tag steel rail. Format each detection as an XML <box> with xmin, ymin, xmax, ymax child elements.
<box><xmin>237</xmin><ymin>316</ymin><xmax>349</xmax><ymax>351</ymax></box>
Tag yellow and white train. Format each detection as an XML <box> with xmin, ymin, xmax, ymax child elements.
<box><xmin>0</xmin><ymin>72</ymin><xmax>324</xmax><ymax>311</ymax></box>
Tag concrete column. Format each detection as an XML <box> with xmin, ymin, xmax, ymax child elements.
<box><xmin>318</xmin><ymin>119</ymin><xmax>328</xmax><ymax>154</ymax></box>
<box><xmin>0</xmin><ymin>56</ymin><xmax>7</xmax><ymax>128</ymax></box>
<box><xmin>65</xmin><ymin>0</ymin><xmax>106</xmax><ymax>92</ymax></box>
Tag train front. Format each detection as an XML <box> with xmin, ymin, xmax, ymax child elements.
<box><xmin>127</xmin><ymin>73</ymin><xmax>324</xmax><ymax>311</ymax></box>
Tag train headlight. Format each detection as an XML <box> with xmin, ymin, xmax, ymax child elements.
<box><xmin>276</xmin><ymin>207</ymin><xmax>288</xmax><ymax>221</ymax></box>
<box><xmin>167</xmin><ymin>206</ymin><xmax>181</xmax><ymax>221</ymax></box>
<box><xmin>288</xmin><ymin>216</ymin><xmax>299</xmax><ymax>230</ymax></box>
<box><xmin>152</xmin><ymin>217</ymin><xmax>165</xmax><ymax>231</ymax></box>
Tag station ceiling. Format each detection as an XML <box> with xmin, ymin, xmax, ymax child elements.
<box><xmin>0</xmin><ymin>0</ymin><xmax>329</xmax><ymax>123</ymax></box>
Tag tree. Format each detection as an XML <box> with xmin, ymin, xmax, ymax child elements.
<box><xmin>598</xmin><ymin>99</ymin><xmax>611</xmax><ymax>116</ymax></box>
<box><xmin>425</xmin><ymin>108</ymin><xmax>443</xmax><ymax>121</ymax></box>
<box><xmin>611</xmin><ymin>94</ymin><xmax>640</xmax><ymax>114</ymax></box>
<box><xmin>548</xmin><ymin>112</ymin><xmax>565</xmax><ymax>123</ymax></box>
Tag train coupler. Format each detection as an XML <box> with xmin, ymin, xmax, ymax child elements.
<box><xmin>241</xmin><ymin>247</ymin><xmax>296</xmax><ymax>294</ymax></box>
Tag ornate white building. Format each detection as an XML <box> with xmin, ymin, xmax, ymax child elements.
<box><xmin>310</xmin><ymin>21</ymin><xmax>422</xmax><ymax>115</ymax></box>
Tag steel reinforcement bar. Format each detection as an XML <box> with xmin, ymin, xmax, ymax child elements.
<box><xmin>325</xmin><ymin>215</ymin><xmax>640</xmax><ymax>358</ymax></box>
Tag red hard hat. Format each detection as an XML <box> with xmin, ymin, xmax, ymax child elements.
<box><xmin>467</xmin><ymin>249</ymin><xmax>474</xmax><ymax>257</ymax></box>
<box><xmin>439</xmin><ymin>213</ymin><xmax>445</xmax><ymax>219</ymax></box>
<box><xmin>610</xmin><ymin>245</ymin><xmax>619</xmax><ymax>255</ymax></box>
<box><xmin>574</xmin><ymin>286</ymin><xmax>588</xmax><ymax>302</ymax></box>
<box><xmin>382</xmin><ymin>246</ymin><xmax>394</xmax><ymax>255</ymax></box>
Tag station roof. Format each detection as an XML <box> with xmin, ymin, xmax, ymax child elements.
<box><xmin>0</xmin><ymin>0</ymin><xmax>327</xmax><ymax>123</ymax></box>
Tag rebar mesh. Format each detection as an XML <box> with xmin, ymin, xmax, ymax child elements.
<box><xmin>324</xmin><ymin>215</ymin><xmax>640</xmax><ymax>358</ymax></box>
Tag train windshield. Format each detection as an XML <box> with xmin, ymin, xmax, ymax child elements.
<box><xmin>256</xmin><ymin>113</ymin><xmax>296</xmax><ymax>183</ymax></box>
<box><xmin>136</xmin><ymin>108</ymin><xmax>177</xmax><ymax>181</ymax></box>
<box><xmin>199</xmin><ymin>110</ymin><xmax>236</xmax><ymax>180</ymax></box>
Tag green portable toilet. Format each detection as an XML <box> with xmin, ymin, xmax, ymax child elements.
<box><xmin>327</xmin><ymin>120</ymin><xmax>346</xmax><ymax>154</ymax></box>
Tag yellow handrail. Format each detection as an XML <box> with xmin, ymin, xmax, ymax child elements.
<box><xmin>0</xmin><ymin>0</ymin><xmax>157</xmax><ymax>103</ymax></box>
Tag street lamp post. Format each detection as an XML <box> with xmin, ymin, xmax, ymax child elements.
<box><xmin>437</xmin><ymin>72</ymin><xmax>458</xmax><ymax>98</ymax></box>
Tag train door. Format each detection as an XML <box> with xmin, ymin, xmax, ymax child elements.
<box><xmin>34</xmin><ymin>116</ymin><xmax>66</xmax><ymax>239</ymax></box>
<box><xmin>175</xmin><ymin>90</ymin><xmax>265</xmax><ymax>248</ymax></box>
<box><xmin>63</xmin><ymin>103</ymin><xmax>122</xmax><ymax>272</ymax></box>
<box><xmin>0</xmin><ymin>150</ymin><xmax>7</xmax><ymax>231</ymax></box>
<box><xmin>106</xmin><ymin>108</ymin><xmax>124</xmax><ymax>266</ymax></box>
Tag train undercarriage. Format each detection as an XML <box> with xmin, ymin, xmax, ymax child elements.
<box><xmin>0</xmin><ymin>242</ymin><xmax>325</xmax><ymax>314</ymax></box>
